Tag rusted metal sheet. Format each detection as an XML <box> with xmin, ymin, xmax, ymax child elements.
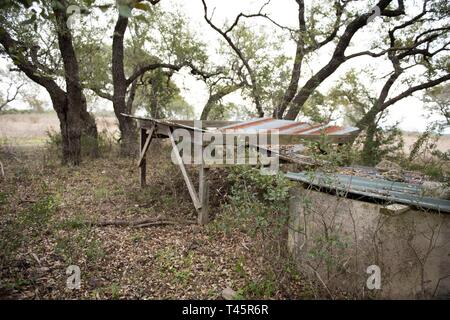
<box><xmin>124</xmin><ymin>115</ymin><xmax>359</xmax><ymax>143</ymax></box>
<box><xmin>220</xmin><ymin>118</ymin><xmax>360</xmax><ymax>137</ymax></box>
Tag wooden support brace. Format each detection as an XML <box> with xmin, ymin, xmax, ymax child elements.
<box><xmin>165</xmin><ymin>127</ymin><xmax>202</xmax><ymax>210</ymax></box>
<box><xmin>139</xmin><ymin>127</ymin><xmax>151</xmax><ymax>188</ymax></box>
<box><xmin>198</xmin><ymin>164</ymin><xmax>209</xmax><ymax>225</ymax></box>
<box><xmin>137</xmin><ymin>125</ymin><xmax>155</xmax><ymax>167</ymax></box>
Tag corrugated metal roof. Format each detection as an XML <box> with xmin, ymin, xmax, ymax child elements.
<box><xmin>125</xmin><ymin>114</ymin><xmax>360</xmax><ymax>144</ymax></box>
<box><xmin>220</xmin><ymin>118</ymin><xmax>360</xmax><ymax>136</ymax></box>
<box><xmin>286</xmin><ymin>171</ymin><xmax>450</xmax><ymax>213</ymax></box>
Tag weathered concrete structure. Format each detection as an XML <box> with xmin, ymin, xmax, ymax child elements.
<box><xmin>288</xmin><ymin>186</ymin><xmax>450</xmax><ymax>299</ymax></box>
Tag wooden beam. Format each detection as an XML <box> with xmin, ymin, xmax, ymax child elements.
<box><xmin>198</xmin><ymin>164</ymin><xmax>210</xmax><ymax>225</ymax></box>
<box><xmin>137</xmin><ymin>125</ymin><xmax>155</xmax><ymax>167</ymax></box>
<box><xmin>170</xmin><ymin>120</ymin><xmax>241</xmax><ymax>128</ymax></box>
<box><xmin>165</xmin><ymin>127</ymin><xmax>202</xmax><ymax>210</ymax></box>
<box><xmin>139</xmin><ymin>128</ymin><xmax>149</xmax><ymax>188</ymax></box>
<box><xmin>136</xmin><ymin>118</ymin><xmax>240</xmax><ymax>129</ymax></box>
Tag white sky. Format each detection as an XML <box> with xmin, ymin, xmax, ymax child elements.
<box><xmin>1</xmin><ymin>0</ymin><xmax>448</xmax><ymax>133</ymax></box>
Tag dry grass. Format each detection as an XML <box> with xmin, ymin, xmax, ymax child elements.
<box><xmin>2</xmin><ymin>113</ymin><xmax>450</xmax><ymax>152</ymax></box>
<box><xmin>0</xmin><ymin>113</ymin><xmax>118</xmax><ymax>145</ymax></box>
<box><xmin>403</xmin><ymin>131</ymin><xmax>450</xmax><ymax>154</ymax></box>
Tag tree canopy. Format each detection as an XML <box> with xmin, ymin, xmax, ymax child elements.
<box><xmin>0</xmin><ymin>0</ymin><xmax>449</xmax><ymax>164</ymax></box>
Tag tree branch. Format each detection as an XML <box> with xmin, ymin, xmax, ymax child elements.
<box><xmin>224</xmin><ymin>0</ymin><xmax>271</xmax><ymax>34</ymax></box>
<box><xmin>202</xmin><ymin>0</ymin><xmax>264</xmax><ymax>117</ymax></box>
<box><xmin>284</xmin><ymin>0</ymin><xmax>405</xmax><ymax>120</ymax></box>
<box><xmin>382</xmin><ymin>74</ymin><xmax>450</xmax><ymax>109</ymax></box>
<box><xmin>126</xmin><ymin>63</ymin><xmax>181</xmax><ymax>86</ymax></box>
<box><xmin>305</xmin><ymin>0</ymin><xmax>346</xmax><ymax>52</ymax></box>
<box><xmin>88</xmin><ymin>86</ymin><xmax>113</xmax><ymax>101</ymax></box>
<box><xmin>0</xmin><ymin>82</ymin><xmax>24</xmax><ymax>110</ymax></box>
<box><xmin>0</xmin><ymin>25</ymin><xmax>65</xmax><ymax>99</ymax></box>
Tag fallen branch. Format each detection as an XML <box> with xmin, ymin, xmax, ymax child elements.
<box><xmin>0</xmin><ymin>160</ymin><xmax>4</xmax><ymax>179</ymax></box>
<box><xmin>134</xmin><ymin>221</ymin><xmax>182</xmax><ymax>228</ymax></box>
<box><xmin>89</xmin><ymin>216</ymin><xmax>195</xmax><ymax>228</ymax></box>
<box><xmin>91</xmin><ymin>217</ymin><xmax>161</xmax><ymax>227</ymax></box>
<box><xmin>19</xmin><ymin>199</ymin><xmax>37</xmax><ymax>204</ymax></box>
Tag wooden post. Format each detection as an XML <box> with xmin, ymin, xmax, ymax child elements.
<box><xmin>198</xmin><ymin>164</ymin><xmax>209</xmax><ymax>225</ymax></box>
<box><xmin>139</xmin><ymin>127</ymin><xmax>149</xmax><ymax>188</ymax></box>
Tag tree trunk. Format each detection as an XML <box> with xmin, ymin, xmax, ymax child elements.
<box><xmin>361</xmin><ymin>119</ymin><xmax>378</xmax><ymax>165</ymax></box>
<box><xmin>81</xmin><ymin>104</ymin><xmax>99</xmax><ymax>158</ymax></box>
<box><xmin>284</xmin><ymin>58</ymin><xmax>344</xmax><ymax>120</ymax></box>
<box><xmin>200</xmin><ymin>99</ymin><xmax>214</xmax><ymax>120</ymax></box>
<box><xmin>0</xmin><ymin>2</ymin><xmax>99</xmax><ymax>165</ymax></box>
<box><xmin>0</xmin><ymin>2</ymin><xmax>98</xmax><ymax>165</ymax></box>
<box><xmin>54</xmin><ymin>0</ymin><xmax>88</xmax><ymax>165</ymax></box>
<box><xmin>112</xmin><ymin>14</ymin><xmax>137</xmax><ymax>156</ymax></box>
<box><xmin>150</xmin><ymin>79</ymin><xmax>159</xmax><ymax>118</ymax></box>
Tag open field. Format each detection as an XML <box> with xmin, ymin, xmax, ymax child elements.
<box><xmin>1</xmin><ymin>112</ymin><xmax>449</xmax><ymax>152</ymax></box>
<box><xmin>0</xmin><ymin>113</ymin><xmax>118</xmax><ymax>145</ymax></box>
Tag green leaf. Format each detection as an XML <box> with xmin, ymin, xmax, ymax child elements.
<box><xmin>98</xmin><ymin>5</ymin><xmax>110</xmax><ymax>12</ymax></box>
<box><xmin>134</xmin><ymin>3</ymin><xmax>150</xmax><ymax>11</ymax></box>
<box><xmin>117</xmin><ymin>4</ymin><xmax>132</xmax><ymax>17</ymax></box>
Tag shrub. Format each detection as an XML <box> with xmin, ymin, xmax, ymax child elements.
<box><xmin>46</xmin><ymin>128</ymin><xmax>116</xmax><ymax>159</ymax></box>
<box><xmin>213</xmin><ymin>166</ymin><xmax>303</xmax><ymax>298</ymax></box>
<box><xmin>220</xmin><ymin>166</ymin><xmax>292</xmax><ymax>235</ymax></box>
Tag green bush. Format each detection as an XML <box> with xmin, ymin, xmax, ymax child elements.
<box><xmin>46</xmin><ymin>128</ymin><xmax>116</xmax><ymax>158</ymax></box>
<box><xmin>219</xmin><ymin>166</ymin><xmax>292</xmax><ymax>236</ymax></box>
<box><xmin>212</xmin><ymin>166</ymin><xmax>301</xmax><ymax>298</ymax></box>
<box><xmin>20</xmin><ymin>195</ymin><xmax>57</xmax><ymax>227</ymax></box>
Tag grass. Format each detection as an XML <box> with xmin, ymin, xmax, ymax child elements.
<box><xmin>242</xmin><ymin>276</ymin><xmax>277</xmax><ymax>299</ymax></box>
<box><xmin>1</xmin><ymin>137</ymin><xmax>48</xmax><ymax>146</ymax></box>
<box><xmin>55</xmin><ymin>214</ymin><xmax>89</xmax><ymax>230</ymax></box>
<box><xmin>54</xmin><ymin>227</ymin><xmax>105</xmax><ymax>265</ymax></box>
<box><xmin>110</xmin><ymin>283</ymin><xmax>121</xmax><ymax>299</ymax></box>
<box><xmin>0</xmin><ymin>191</ymin><xmax>8</xmax><ymax>206</ymax></box>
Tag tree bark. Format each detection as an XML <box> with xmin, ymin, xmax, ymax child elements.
<box><xmin>149</xmin><ymin>77</ymin><xmax>159</xmax><ymax>118</ymax></box>
<box><xmin>54</xmin><ymin>0</ymin><xmax>91</xmax><ymax>165</ymax></box>
<box><xmin>274</xmin><ymin>0</ymin><xmax>306</xmax><ymax>119</ymax></box>
<box><xmin>112</xmin><ymin>14</ymin><xmax>138</xmax><ymax>156</ymax></box>
<box><xmin>81</xmin><ymin>103</ymin><xmax>99</xmax><ymax>158</ymax></box>
<box><xmin>360</xmin><ymin>114</ymin><xmax>378</xmax><ymax>165</ymax></box>
<box><xmin>200</xmin><ymin>97</ymin><xmax>216</xmax><ymax>120</ymax></box>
